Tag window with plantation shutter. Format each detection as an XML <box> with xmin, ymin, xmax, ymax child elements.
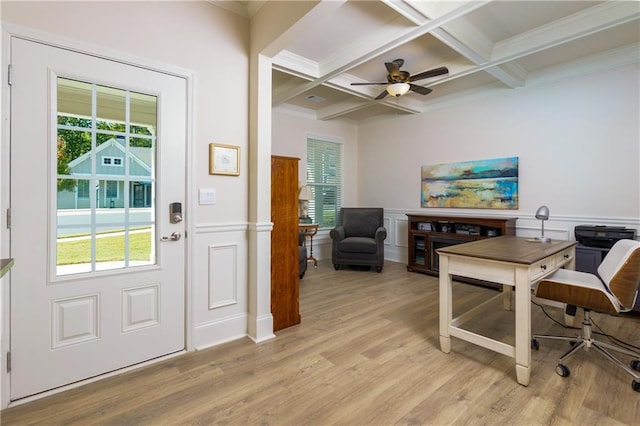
<box><xmin>306</xmin><ymin>136</ymin><xmax>342</xmax><ymax>229</ymax></box>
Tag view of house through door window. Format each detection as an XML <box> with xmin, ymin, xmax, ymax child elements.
<box><xmin>56</xmin><ymin>77</ymin><xmax>157</xmax><ymax>275</ymax></box>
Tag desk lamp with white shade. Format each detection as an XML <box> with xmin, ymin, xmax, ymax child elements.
<box><xmin>298</xmin><ymin>185</ymin><xmax>313</xmax><ymax>224</ymax></box>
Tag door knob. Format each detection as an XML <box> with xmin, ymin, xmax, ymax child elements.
<box><xmin>161</xmin><ymin>232</ymin><xmax>181</xmax><ymax>242</ymax></box>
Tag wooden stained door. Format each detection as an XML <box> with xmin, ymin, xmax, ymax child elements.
<box><xmin>270</xmin><ymin>156</ymin><xmax>300</xmax><ymax>331</ymax></box>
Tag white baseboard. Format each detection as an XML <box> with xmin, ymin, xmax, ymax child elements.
<box><xmin>193</xmin><ymin>313</ymin><xmax>249</xmax><ymax>350</ymax></box>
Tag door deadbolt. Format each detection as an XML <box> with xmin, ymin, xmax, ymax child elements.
<box><xmin>170</xmin><ymin>202</ymin><xmax>182</xmax><ymax>223</ymax></box>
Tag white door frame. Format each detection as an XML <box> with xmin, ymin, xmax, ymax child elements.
<box><xmin>0</xmin><ymin>23</ymin><xmax>196</xmax><ymax>409</ymax></box>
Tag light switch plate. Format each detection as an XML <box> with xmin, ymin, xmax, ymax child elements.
<box><xmin>199</xmin><ymin>188</ymin><xmax>216</xmax><ymax>205</ymax></box>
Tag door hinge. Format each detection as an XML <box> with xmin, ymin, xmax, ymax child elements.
<box><xmin>6</xmin><ymin>352</ymin><xmax>11</xmax><ymax>373</ymax></box>
<box><xmin>6</xmin><ymin>208</ymin><xmax>11</xmax><ymax>229</ymax></box>
<box><xmin>7</xmin><ymin>64</ymin><xmax>12</xmax><ymax>86</ymax></box>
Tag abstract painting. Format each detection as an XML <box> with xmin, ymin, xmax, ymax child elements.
<box><xmin>421</xmin><ymin>157</ymin><xmax>518</xmax><ymax>209</ymax></box>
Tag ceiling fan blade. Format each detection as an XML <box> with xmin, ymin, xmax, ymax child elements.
<box><xmin>385</xmin><ymin>60</ymin><xmax>403</xmax><ymax>78</ymax></box>
<box><xmin>409</xmin><ymin>66</ymin><xmax>449</xmax><ymax>82</ymax></box>
<box><xmin>391</xmin><ymin>58</ymin><xmax>404</xmax><ymax>68</ymax></box>
<box><xmin>375</xmin><ymin>89</ymin><xmax>389</xmax><ymax>100</ymax></box>
<box><xmin>409</xmin><ymin>84</ymin><xmax>433</xmax><ymax>96</ymax></box>
<box><xmin>350</xmin><ymin>82</ymin><xmax>388</xmax><ymax>86</ymax></box>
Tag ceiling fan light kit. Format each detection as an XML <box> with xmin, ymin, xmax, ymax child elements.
<box><xmin>350</xmin><ymin>58</ymin><xmax>448</xmax><ymax>100</ymax></box>
<box><xmin>387</xmin><ymin>82</ymin><xmax>410</xmax><ymax>97</ymax></box>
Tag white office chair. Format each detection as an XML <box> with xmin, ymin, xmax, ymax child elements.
<box><xmin>532</xmin><ymin>239</ymin><xmax>640</xmax><ymax>392</ymax></box>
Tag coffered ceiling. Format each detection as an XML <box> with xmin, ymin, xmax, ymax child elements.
<box><xmin>217</xmin><ymin>1</ymin><xmax>640</xmax><ymax>122</ymax></box>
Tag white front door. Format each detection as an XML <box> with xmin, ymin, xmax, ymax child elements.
<box><xmin>9</xmin><ymin>38</ymin><xmax>187</xmax><ymax>400</ymax></box>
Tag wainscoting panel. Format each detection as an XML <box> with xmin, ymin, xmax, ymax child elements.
<box><xmin>394</xmin><ymin>217</ymin><xmax>408</xmax><ymax>248</ymax></box>
<box><xmin>208</xmin><ymin>244</ymin><xmax>238</xmax><ymax>309</ymax></box>
<box><xmin>383</xmin><ymin>217</ymin><xmax>391</xmax><ymax>246</ymax></box>
<box><xmin>192</xmin><ymin>224</ymin><xmax>248</xmax><ymax>349</ymax></box>
<box><xmin>307</xmin><ymin>211</ymin><xmax>639</xmax><ymax>266</ymax></box>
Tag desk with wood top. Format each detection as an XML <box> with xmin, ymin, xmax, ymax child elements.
<box><xmin>437</xmin><ymin>236</ymin><xmax>576</xmax><ymax>386</ymax></box>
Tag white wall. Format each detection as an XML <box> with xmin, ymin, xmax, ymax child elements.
<box><xmin>1</xmin><ymin>0</ymin><xmax>251</xmax><ymax>373</ymax></box>
<box><xmin>272</xmin><ymin>65</ymin><xmax>640</xmax><ymax>264</ymax></box>
<box><xmin>2</xmin><ymin>1</ymin><xmax>250</xmax><ymax>224</ymax></box>
<box><xmin>2</xmin><ymin>0</ymin><xmax>638</xmax><ymax>405</ymax></box>
<box><xmin>272</xmin><ymin>109</ymin><xmax>359</xmax><ymax>259</ymax></box>
<box><xmin>272</xmin><ymin>109</ymin><xmax>359</xmax><ymax>198</ymax></box>
<box><xmin>357</xmin><ymin>65</ymin><xmax>640</xmax><ymax>263</ymax></box>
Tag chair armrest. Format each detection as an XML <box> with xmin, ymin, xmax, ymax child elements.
<box><xmin>375</xmin><ymin>227</ymin><xmax>387</xmax><ymax>242</ymax></box>
<box><xmin>330</xmin><ymin>226</ymin><xmax>346</xmax><ymax>241</ymax></box>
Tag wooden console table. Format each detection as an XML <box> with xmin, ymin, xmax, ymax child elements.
<box><xmin>299</xmin><ymin>223</ymin><xmax>319</xmax><ymax>267</ymax></box>
<box><xmin>438</xmin><ymin>236</ymin><xmax>576</xmax><ymax>386</ymax></box>
<box><xmin>406</xmin><ymin>214</ymin><xmax>517</xmax><ymax>279</ymax></box>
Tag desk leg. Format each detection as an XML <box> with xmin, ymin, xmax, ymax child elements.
<box><xmin>502</xmin><ymin>285</ymin><xmax>513</xmax><ymax>311</ymax></box>
<box><xmin>563</xmin><ymin>253</ymin><xmax>576</xmax><ymax>326</ymax></box>
<box><xmin>439</xmin><ymin>255</ymin><xmax>452</xmax><ymax>353</ymax></box>
<box><xmin>514</xmin><ymin>267</ymin><xmax>531</xmax><ymax>386</ymax></box>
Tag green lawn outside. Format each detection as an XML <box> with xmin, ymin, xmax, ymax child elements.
<box><xmin>57</xmin><ymin>230</ymin><xmax>153</xmax><ymax>265</ymax></box>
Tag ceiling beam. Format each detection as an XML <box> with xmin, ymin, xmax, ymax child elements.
<box><xmin>318</xmin><ymin>0</ymin><xmax>489</xmax><ymax>82</ymax></box>
<box><xmin>429</xmin><ymin>1</ymin><xmax>640</xmax><ymax>87</ymax></box>
<box><xmin>272</xmin><ymin>0</ymin><xmax>488</xmax><ymax>108</ymax></box>
<box><xmin>429</xmin><ymin>20</ymin><xmax>526</xmax><ymax>88</ymax></box>
<box><xmin>255</xmin><ymin>0</ymin><xmax>346</xmax><ymax>57</ymax></box>
<box><xmin>272</xmin><ymin>0</ymin><xmax>639</xmax><ymax>121</ymax></box>
<box><xmin>491</xmin><ymin>1</ymin><xmax>640</xmax><ymax>61</ymax></box>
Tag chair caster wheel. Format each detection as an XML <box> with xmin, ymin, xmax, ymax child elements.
<box><xmin>531</xmin><ymin>339</ymin><xmax>539</xmax><ymax>350</ymax></box>
<box><xmin>555</xmin><ymin>364</ymin><xmax>570</xmax><ymax>377</ymax></box>
<box><xmin>631</xmin><ymin>360</ymin><xmax>640</xmax><ymax>371</ymax></box>
<box><xmin>633</xmin><ymin>380</ymin><xmax>640</xmax><ymax>392</ymax></box>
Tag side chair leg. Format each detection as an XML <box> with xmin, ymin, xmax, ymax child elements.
<box><xmin>532</xmin><ymin>334</ymin><xmax>582</xmax><ymax>348</ymax></box>
<box><xmin>558</xmin><ymin>340</ymin><xmax>586</xmax><ymax>364</ymax></box>
<box><xmin>533</xmin><ymin>334</ymin><xmax>581</xmax><ymax>343</ymax></box>
<box><xmin>592</xmin><ymin>339</ymin><xmax>640</xmax><ymax>359</ymax></box>
<box><xmin>591</xmin><ymin>343</ymin><xmax>640</xmax><ymax>380</ymax></box>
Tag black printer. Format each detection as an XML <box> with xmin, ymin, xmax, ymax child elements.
<box><xmin>575</xmin><ymin>225</ymin><xmax>637</xmax><ymax>249</ymax></box>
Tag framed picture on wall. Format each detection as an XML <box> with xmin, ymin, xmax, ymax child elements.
<box><xmin>421</xmin><ymin>156</ymin><xmax>518</xmax><ymax>209</ymax></box>
<box><xmin>209</xmin><ymin>143</ymin><xmax>240</xmax><ymax>176</ymax></box>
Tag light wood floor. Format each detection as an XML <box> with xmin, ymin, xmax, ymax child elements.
<box><xmin>2</xmin><ymin>260</ymin><xmax>640</xmax><ymax>425</ymax></box>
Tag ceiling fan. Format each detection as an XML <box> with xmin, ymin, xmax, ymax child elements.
<box><xmin>350</xmin><ymin>59</ymin><xmax>448</xmax><ymax>100</ymax></box>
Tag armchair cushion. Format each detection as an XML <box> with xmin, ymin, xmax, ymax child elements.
<box><xmin>338</xmin><ymin>237</ymin><xmax>378</xmax><ymax>254</ymax></box>
<box><xmin>343</xmin><ymin>210</ymin><xmax>382</xmax><ymax>238</ymax></box>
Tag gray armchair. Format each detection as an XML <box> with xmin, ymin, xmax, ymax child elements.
<box><xmin>330</xmin><ymin>208</ymin><xmax>387</xmax><ymax>272</ymax></box>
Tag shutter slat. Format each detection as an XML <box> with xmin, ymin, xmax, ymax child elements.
<box><xmin>306</xmin><ymin>138</ymin><xmax>342</xmax><ymax>229</ymax></box>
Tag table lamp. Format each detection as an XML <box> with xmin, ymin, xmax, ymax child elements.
<box><xmin>298</xmin><ymin>185</ymin><xmax>313</xmax><ymax>223</ymax></box>
<box><xmin>535</xmin><ymin>205</ymin><xmax>551</xmax><ymax>243</ymax></box>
